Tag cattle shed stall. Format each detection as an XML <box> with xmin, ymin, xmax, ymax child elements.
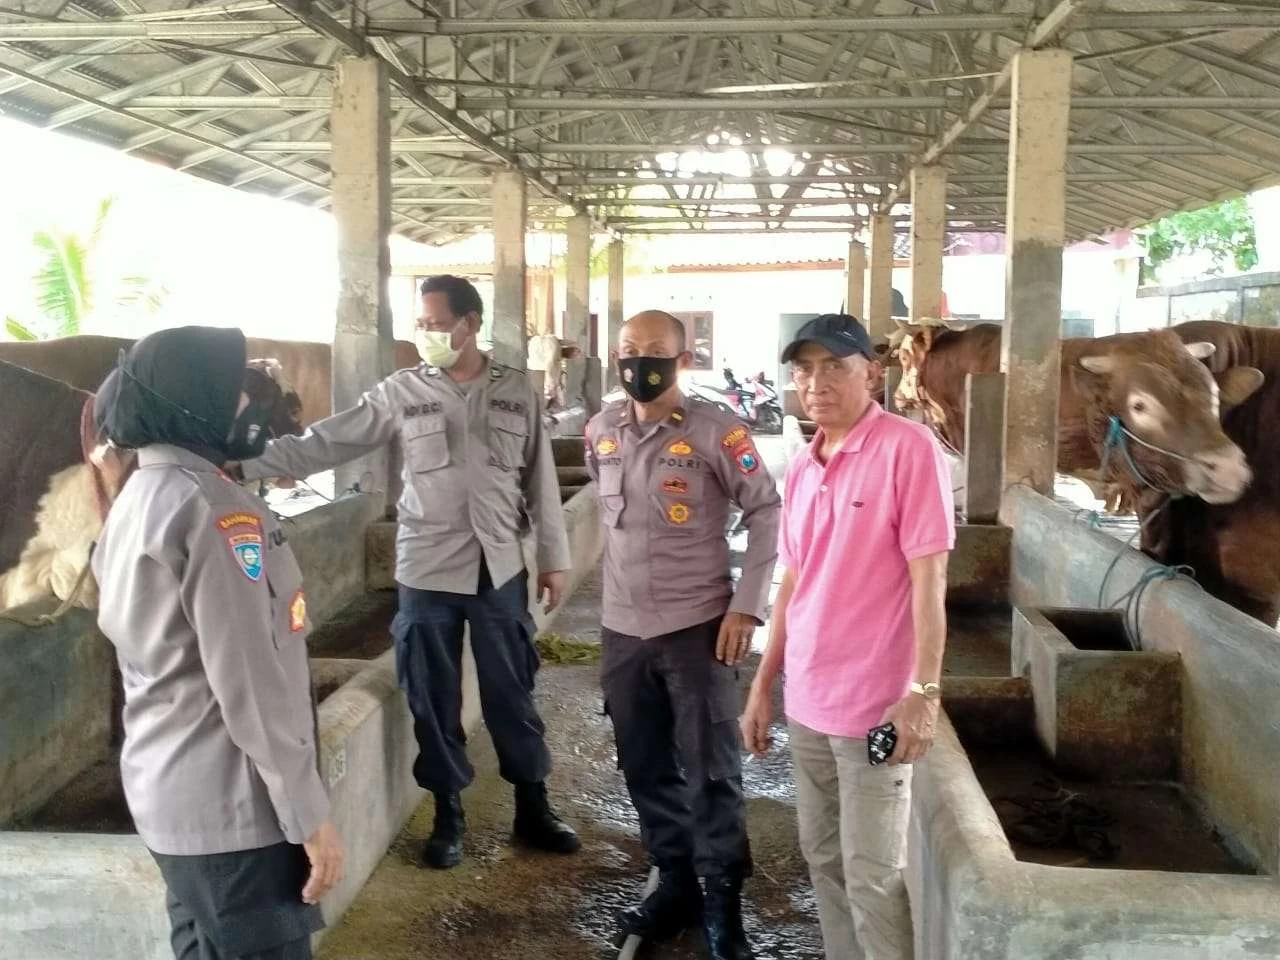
<box><xmin>0</xmin><ymin>463</ymin><xmax>606</xmax><ymax>959</ymax></box>
<box><xmin>6</xmin><ymin>0</ymin><xmax>1280</xmax><ymax>956</ymax></box>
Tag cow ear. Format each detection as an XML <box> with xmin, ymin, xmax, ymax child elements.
<box><xmin>1078</xmin><ymin>355</ymin><xmax>1116</xmax><ymax>375</ymax></box>
<box><xmin>1184</xmin><ymin>341</ymin><xmax>1216</xmax><ymax>360</ymax></box>
<box><xmin>1218</xmin><ymin>366</ymin><xmax>1264</xmax><ymax>409</ymax></box>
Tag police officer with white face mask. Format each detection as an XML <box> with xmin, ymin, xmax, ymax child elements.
<box><xmin>230</xmin><ymin>275</ymin><xmax>578</xmax><ymax>870</ymax></box>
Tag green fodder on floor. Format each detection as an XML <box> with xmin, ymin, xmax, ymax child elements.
<box><xmin>536</xmin><ymin>632</ymin><xmax>601</xmax><ymax>664</ymax></box>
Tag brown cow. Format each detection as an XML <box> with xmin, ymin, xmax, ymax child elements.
<box><xmin>890</xmin><ymin>321</ymin><xmax>1274</xmax><ymax>623</ymax></box>
<box><xmin>0</xmin><ymin>358</ymin><xmax>303</xmax><ymax>612</ymax></box>
<box><xmin>0</xmin><ymin>334</ymin><xmax>421</xmax><ymax>428</ymax></box>
<box><xmin>1125</xmin><ymin>322</ymin><xmax>1280</xmax><ymax>625</ymax></box>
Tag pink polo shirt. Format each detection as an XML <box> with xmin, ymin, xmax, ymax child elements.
<box><xmin>779</xmin><ymin>403</ymin><xmax>955</xmax><ymax>739</ymax></box>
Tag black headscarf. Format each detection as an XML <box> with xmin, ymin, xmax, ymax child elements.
<box><xmin>98</xmin><ymin>326</ymin><xmax>247</xmax><ymax>465</ymax></box>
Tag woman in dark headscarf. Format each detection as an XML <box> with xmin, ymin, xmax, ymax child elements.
<box><xmin>92</xmin><ymin>326</ymin><xmax>344</xmax><ymax>960</ymax></box>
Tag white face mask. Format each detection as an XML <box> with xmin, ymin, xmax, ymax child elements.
<box><xmin>415</xmin><ymin>326</ymin><xmax>463</xmax><ymax>368</ymax></box>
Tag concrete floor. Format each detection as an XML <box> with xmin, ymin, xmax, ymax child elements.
<box><xmin>315</xmin><ymin>545</ymin><xmax>825</xmax><ymax>960</ymax></box>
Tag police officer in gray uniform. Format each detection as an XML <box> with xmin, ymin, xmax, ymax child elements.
<box><xmin>93</xmin><ymin>326</ymin><xmax>344</xmax><ymax>960</ymax></box>
<box><xmin>585</xmin><ymin>310</ymin><xmax>781</xmax><ymax>960</ymax></box>
<box><xmin>235</xmin><ymin>275</ymin><xmax>578</xmax><ymax>869</ymax></box>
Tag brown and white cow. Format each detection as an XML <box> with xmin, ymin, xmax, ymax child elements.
<box><xmin>889</xmin><ymin>321</ymin><xmax>1274</xmax><ymax>623</ymax></box>
<box><xmin>0</xmin><ymin>333</ymin><xmax>422</xmax><ymax>428</ymax></box>
<box><xmin>1124</xmin><ymin>321</ymin><xmax>1280</xmax><ymax>625</ymax></box>
<box><xmin>0</xmin><ymin>358</ymin><xmax>304</xmax><ymax>613</ymax></box>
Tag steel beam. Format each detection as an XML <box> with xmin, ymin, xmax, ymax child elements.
<box><xmin>245</xmin><ymin>139</ymin><xmax>1224</xmax><ymax>156</ymax></box>
<box><xmin>2</xmin><ymin>11</ymin><xmax>1276</xmax><ymax>41</ymax></box>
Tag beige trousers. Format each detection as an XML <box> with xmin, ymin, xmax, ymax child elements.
<box><xmin>789</xmin><ymin>720</ymin><xmax>915</xmax><ymax>960</ymax></box>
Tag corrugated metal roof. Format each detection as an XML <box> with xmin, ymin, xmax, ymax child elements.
<box><xmin>3</xmin><ymin>1</ymin><xmax>1277</xmax><ymax>244</ymax></box>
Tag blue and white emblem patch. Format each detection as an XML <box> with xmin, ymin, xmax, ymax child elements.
<box><xmin>229</xmin><ymin>534</ymin><xmax>264</xmax><ymax>582</ymax></box>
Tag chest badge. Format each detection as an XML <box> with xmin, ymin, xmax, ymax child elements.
<box><xmin>661</xmin><ymin>476</ymin><xmax>688</xmax><ymax>495</ymax></box>
<box><xmin>597</xmin><ymin>437</ymin><xmax>618</xmax><ymax>456</ymax></box>
<box><xmin>668</xmin><ymin>502</ymin><xmax>691</xmax><ymax>525</ymax></box>
<box><xmin>668</xmin><ymin>439</ymin><xmax>693</xmax><ymax>456</ymax></box>
<box><xmin>230</xmin><ymin>535</ymin><xmax>264</xmax><ymax>582</ymax></box>
<box><xmin>289</xmin><ymin>590</ymin><xmax>307</xmax><ymax>632</ymax></box>
<box><xmin>721</xmin><ymin>426</ymin><xmax>748</xmax><ymax>448</ymax></box>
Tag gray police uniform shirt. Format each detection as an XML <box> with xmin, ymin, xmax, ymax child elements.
<box><xmin>92</xmin><ymin>444</ymin><xmax>329</xmax><ymax>856</ymax></box>
<box><xmin>241</xmin><ymin>360</ymin><xmax>572</xmax><ymax>594</ymax></box>
<box><xmin>585</xmin><ymin>397</ymin><xmax>781</xmax><ymax>640</ymax></box>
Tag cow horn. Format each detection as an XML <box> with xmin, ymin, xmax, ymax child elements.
<box><xmin>1079</xmin><ymin>354</ymin><xmax>1116</xmax><ymax>375</ymax></box>
<box><xmin>1184</xmin><ymin>341</ymin><xmax>1216</xmax><ymax>360</ymax></box>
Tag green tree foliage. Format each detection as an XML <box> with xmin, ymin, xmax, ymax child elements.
<box><xmin>4</xmin><ymin>197</ymin><xmax>168</xmax><ymax>341</ymax></box>
<box><xmin>1140</xmin><ymin>197</ymin><xmax>1258</xmax><ymax>280</ymax></box>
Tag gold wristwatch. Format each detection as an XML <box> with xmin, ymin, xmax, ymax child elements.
<box><xmin>910</xmin><ymin>681</ymin><xmax>942</xmax><ymax>701</ymax></box>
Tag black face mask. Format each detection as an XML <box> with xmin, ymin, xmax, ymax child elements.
<box><xmin>618</xmin><ymin>356</ymin><xmax>680</xmax><ymax>404</ymax></box>
<box><xmin>224</xmin><ymin>403</ymin><xmax>272</xmax><ymax>460</ymax></box>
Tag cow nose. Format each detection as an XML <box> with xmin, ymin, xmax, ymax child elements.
<box><xmin>1191</xmin><ymin>444</ymin><xmax>1251</xmax><ymax>503</ymax></box>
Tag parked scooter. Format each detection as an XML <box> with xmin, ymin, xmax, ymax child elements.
<box><xmin>688</xmin><ymin>367</ymin><xmax>783</xmax><ymax>433</ymax></box>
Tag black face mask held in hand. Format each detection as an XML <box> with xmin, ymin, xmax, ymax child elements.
<box><xmin>224</xmin><ymin>403</ymin><xmax>272</xmax><ymax>460</ymax></box>
<box><xmin>618</xmin><ymin>356</ymin><xmax>680</xmax><ymax>404</ymax></box>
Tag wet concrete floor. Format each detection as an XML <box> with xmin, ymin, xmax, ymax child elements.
<box><xmin>315</xmin><ymin>564</ymin><xmax>825</xmax><ymax>960</ymax></box>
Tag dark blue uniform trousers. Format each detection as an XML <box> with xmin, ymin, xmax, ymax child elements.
<box><xmin>601</xmin><ymin>616</ymin><xmax>751</xmax><ymax>877</ymax></box>
<box><xmin>391</xmin><ymin>563</ymin><xmax>552</xmax><ymax>794</ymax></box>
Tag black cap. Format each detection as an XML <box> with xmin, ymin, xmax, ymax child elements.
<box><xmin>781</xmin><ymin>313</ymin><xmax>876</xmax><ymax>363</ymax></box>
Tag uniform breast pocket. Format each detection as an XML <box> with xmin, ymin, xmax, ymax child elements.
<box><xmin>488</xmin><ymin>411</ymin><xmax>528</xmax><ymax>471</ymax></box>
<box><xmin>402</xmin><ymin>416</ymin><xmax>450</xmax><ymax>474</ymax></box>
<box><xmin>652</xmin><ymin>470</ymin><xmax>708</xmax><ymax>532</ymax></box>
<box><xmin>264</xmin><ymin>546</ymin><xmax>308</xmax><ymax>650</ymax></box>
<box><xmin>597</xmin><ymin>465</ymin><xmax>625</xmax><ymax>527</ymax></box>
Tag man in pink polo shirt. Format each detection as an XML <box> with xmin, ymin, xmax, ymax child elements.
<box><xmin>740</xmin><ymin>313</ymin><xmax>954</xmax><ymax>960</ymax></box>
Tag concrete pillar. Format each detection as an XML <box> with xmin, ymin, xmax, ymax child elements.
<box><xmin>492</xmin><ymin>169</ymin><xmax>527</xmax><ymax>370</ymax></box>
<box><xmin>867</xmin><ymin>213</ymin><xmax>894</xmax><ymax>340</ymax></box>
<box><xmin>909</xmin><ymin>165</ymin><xmax>947</xmax><ymax>323</ymax></box>
<box><xmin>964</xmin><ymin>372</ymin><xmax>1005</xmax><ymax>524</ymax></box>
<box><xmin>606</xmin><ymin>239</ymin><xmax>625</xmax><ymax>390</ymax></box>
<box><xmin>565</xmin><ymin>214</ymin><xmax>591</xmax><ymax>351</ymax></box>
<box><xmin>845</xmin><ymin>240</ymin><xmax>866</xmax><ymax>319</ymax></box>
<box><xmin>330</xmin><ymin>55</ymin><xmax>392</xmax><ymax>506</ymax></box>
<box><xmin>1001</xmin><ymin>48</ymin><xmax>1072</xmax><ymax>499</ymax></box>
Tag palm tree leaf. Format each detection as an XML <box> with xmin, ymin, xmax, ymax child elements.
<box><xmin>5</xmin><ymin>316</ymin><xmax>38</xmax><ymax>340</ymax></box>
<box><xmin>31</xmin><ymin>230</ymin><xmax>91</xmax><ymax>335</ymax></box>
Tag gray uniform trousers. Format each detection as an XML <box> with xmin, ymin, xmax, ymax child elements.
<box><xmin>600</xmin><ymin>616</ymin><xmax>751</xmax><ymax>877</ymax></box>
<box><xmin>151</xmin><ymin>843</ymin><xmax>323</xmax><ymax>960</ymax></box>
<box><xmin>391</xmin><ymin>562</ymin><xmax>552</xmax><ymax>794</ymax></box>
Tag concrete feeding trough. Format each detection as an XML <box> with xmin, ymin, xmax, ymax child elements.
<box><xmin>908</xmin><ymin>488</ymin><xmax>1280</xmax><ymax>959</ymax></box>
<box><xmin>1012</xmin><ymin>606</ymin><xmax>1181</xmax><ymax>781</ymax></box>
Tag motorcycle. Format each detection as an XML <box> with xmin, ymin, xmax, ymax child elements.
<box><xmin>688</xmin><ymin>367</ymin><xmax>783</xmax><ymax>433</ymax></box>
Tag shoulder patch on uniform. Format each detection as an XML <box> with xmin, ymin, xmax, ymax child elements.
<box><xmin>721</xmin><ymin>425</ymin><xmax>749</xmax><ymax>448</ymax></box>
<box><xmin>597</xmin><ymin>437</ymin><xmax>618</xmax><ymax>456</ymax></box>
<box><xmin>669</xmin><ymin>438</ymin><xmax>693</xmax><ymax>456</ymax></box>
<box><xmin>217</xmin><ymin>512</ymin><xmax>262</xmax><ymax>532</ymax></box>
<box><xmin>732</xmin><ymin>440</ymin><xmax>760</xmax><ymax>475</ymax></box>
<box><xmin>228</xmin><ymin>533</ymin><xmax>264</xmax><ymax>581</ymax></box>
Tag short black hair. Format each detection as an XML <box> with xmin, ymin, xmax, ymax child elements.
<box><xmin>420</xmin><ymin>274</ymin><xmax>484</xmax><ymax>319</ymax></box>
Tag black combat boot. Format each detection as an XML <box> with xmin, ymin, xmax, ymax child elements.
<box><xmin>617</xmin><ymin>861</ymin><xmax>703</xmax><ymax>942</ymax></box>
<box><xmin>512</xmin><ymin>781</ymin><xmax>581</xmax><ymax>854</ymax></box>
<box><xmin>421</xmin><ymin>792</ymin><xmax>465</xmax><ymax>869</ymax></box>
<box><xmin>703</xmin><ymin>870</ymin><xmax>753</xmax><ymax>960</ymax></box>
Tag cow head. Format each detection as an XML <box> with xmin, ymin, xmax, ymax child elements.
<box><xmin>890</xmin><ymin>318</ymin><xmax>964</xmax><ymax>423</ymax></box>
<box><xmin>244</xmin><ymin>358</ymin><xmax>304</xmax><ymax>440</ymax></box>
<box><xmin>1075</xmin><ymin>330</ymin><xmax>1263</xmax><ymax>505</ymax></box>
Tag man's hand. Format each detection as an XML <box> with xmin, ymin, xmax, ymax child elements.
<box><xmin>224</xmin><ymin>460</ymin><xmax>295</xmax><ymax>488</ymax></box>
<box><xmin>537</xmin><ymin>570</ymin><xmax>566</xmax><ymax>613</ymax></box>
<box><xmin>715</xmin><ymin>612</ymin><xmax>757</xmax><ymax>665</ymax></box>
<box><xmin>301</xmin><ymin>819</ymin><xmax>345</xmax><ymax>904</ymax></box>
<box><xmin>879</xmin><ymin>692</ymin><xmax>940</xmax><ymax>765</ymax></box>
<box><xmin>739</xmin><ymin>688</ymin><xmax>773</xmax><ymax>757</ymax></box>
